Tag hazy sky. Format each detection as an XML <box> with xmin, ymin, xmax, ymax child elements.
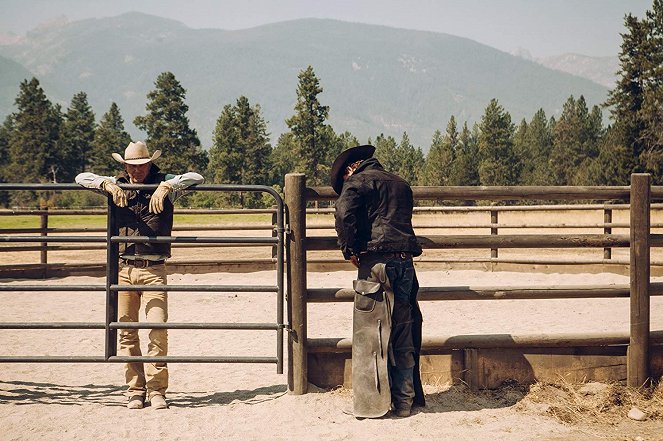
<box><xmin>0</xmin><ymin>0</ymin><xmax>653</xmax><ymax>57</ymax></box>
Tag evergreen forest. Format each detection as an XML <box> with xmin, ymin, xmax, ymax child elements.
<box><xmin>0</xmin><ymin>1</ymin><xmax>662</xmax><ymax>208</ymax></box>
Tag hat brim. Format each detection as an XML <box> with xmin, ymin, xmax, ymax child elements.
<box><xmin>112</xmin><ymin>150</ymin><xmax>162</xmax><ymax>165</ymax></box>
<box><xmin>329</xmin><ymin>144</ymin><xmax>375</xmax><ymax>195</ymax></box>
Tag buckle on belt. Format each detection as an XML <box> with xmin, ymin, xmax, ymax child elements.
<box><xmin>122</xmin><ymin>258</ymin><xmax>151</xmax><ymax>268</ymax></box>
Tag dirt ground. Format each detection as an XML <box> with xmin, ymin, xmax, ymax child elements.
<box><xmin>1</xmin><ymin>269</ymin><xmax>663</xmax><ymax>440</ymax></box>
<box><xmin>2</xmin><ymin>208</ymin><xmax>663</xmax><ymax>440</ymax></box>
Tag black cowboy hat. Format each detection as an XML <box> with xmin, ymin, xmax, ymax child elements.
<box><xmin>329</xmin><ymin>144</ymin><xmax>376</xmax><ymax>195</ymax></box>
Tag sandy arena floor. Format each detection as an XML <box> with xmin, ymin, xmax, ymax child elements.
<box><xmin>1</xmin><ymin>269</ymin><xmax>663</xmax><ymax>440</ymax></box>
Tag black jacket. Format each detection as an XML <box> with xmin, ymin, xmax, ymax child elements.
<box><xmin>334</xmin><ymin>158</ymin><xmax>422</xmax><ymax>259</ymax></box>
<box><xmin>114</xmin><ymin>164</ymin><xmax>174</xmax><ymax>257</ymax></box>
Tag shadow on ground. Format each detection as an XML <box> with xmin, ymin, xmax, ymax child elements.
<box><xmin>418</xmin><ymin>382</ymin><xmax>529</xmax><ymax>414</ymax></box>
<box><xmin>0</xmin><ymin>380</ymin><xmax>125</xmax><ymax>406</ymax></box>
<box><xmin>0</xmin><ymin>380</ymin><xmax>289</xmax><ymax>408</ymax></box>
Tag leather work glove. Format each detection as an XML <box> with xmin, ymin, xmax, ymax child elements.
<box><xmin>149</xmin><ymin>181</ymin><xmax>173</xmax><ymax>214</ymax></box>
<box><xmin>101</xmin><ymin>180</ymin><xmax>127</xmax><ymax>207</ymax></box>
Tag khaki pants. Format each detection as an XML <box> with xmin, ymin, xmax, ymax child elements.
<box><xmin>118</xmin><ymin>263</ymin><xmax>168</xmax><ymax>399</ymax></box>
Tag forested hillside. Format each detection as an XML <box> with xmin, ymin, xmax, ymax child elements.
<box><xmin>0</xmin><ymin>13</ymin><xmax>607</xmax><ymax>148</ymax></box>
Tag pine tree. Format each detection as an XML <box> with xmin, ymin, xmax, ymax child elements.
<box><xmin>590</xmin><ymin>126</ymin><xmax>633</xmax><ymax>185</ymax></box>
<box><xmin>9</xmin><ymin>78</ymin><xmax>61</xmax><ymax>184</ymax></box>
<box><xmin>606</xmin><ymin>1</ymin><xmax>663</xmax><ymax>181</ymax></box>
<box><xmin>640</xmin><ymin>0</ymin><xmax>663</xmax><ymax>181</ymax></box>
<box><xmin>477</xmin><ymin>99</ymin><xmax>519</xmax><ymax>186</ymax></box>
<box><xmin>512</xmin><ymin>118</ymin><xmax>530</xmax><ymax>185</ymax></box>
<box><xmin>134</xmin><ymin>71</ymin><xmax>207</xmax><ymax>174</ymax></box>
<box><xmin>525</xmin><ymin>109</ymin><xmax>554</xmax><ymax>185</ymax></box>
<box><xmin>207</xmin><ymin>96</ymin><xmax>272</xmax><ymax>207</ymax></box>
<box><xmin>285</xmin><ymin>66</ymin><xmax>330</xmax><ymax>186</ymax></box>
<box><xmin>395</xmin><ymin>132</ymin><xmax>423</xmax><ymax>185</ymax></box>
<box><xmin>0</xmin><ymin>115</ymin><xmax>13</xmax><ymax>206</ymax></box>
<box><xmin>549</xmin><ymin>96</ymin><xmax>603</xmax><ymax>185</ymax></box>
<box><xmin>90</xmin><ymin>102</ymin><xmax>131</xmax><ymax>176</ymax></box>
<box><xmin>373</xmin><ymin>134</ymin><xmax>399</xmax><ymax>173</ymax></box>
<box><xmin>236</xmin><ymin>99</ymin><xmax>271</xmax><ymax>188</ymax></box>
<box><xmin>451</xmin><ymin>122</ymin><xmax>480</xmax><ymax>187</ymax></box>
<box><xmin>422</xmin><ymin>116</ymin><xmax>457</xmax><ymax>186</ymax></box>
<box><xmin>60</xmin><ymin>91</ymin><xmax>95</xmax><ymax>181</ymax></box>
<box><xmin>270</xmin><ymin>132</ymin><xmax>298</xmax><ymax>188</ymax></box>
<box><xmin>0</xmin><ymin>115</ymin><xmax>11</xmax><ymax>174</ymax></box>
<box><xmin>605</xmin><ymin>13</ymin><xmax>648</xmax><ymax>169</ymax></box>
<box><xmin>336</xmin><ymin>131</ymin><xmax>360</xmax><ymax>151</ymax></box>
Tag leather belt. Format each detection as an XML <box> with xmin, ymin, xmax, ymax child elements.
<box><xmin>120</xmin><ymin>258</ymin><xmax>166</xmax><ymax>268</ymax></box>
<box><xmin>388</xmin><ymin>252</ymin><xmax>413</xmax><ymax>260</ymax></box>
<box><xmin>362</xmin><ymin>251</ymin><xmax>413</xmax><ymax>260</ymax></box>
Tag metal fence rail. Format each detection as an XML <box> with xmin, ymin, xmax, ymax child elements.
<box><xmin>0</xmin><ymin>183</ymin><xmax>286</xmax><ymax>372</ymax></box>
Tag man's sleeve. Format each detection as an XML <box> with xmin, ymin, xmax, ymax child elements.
<box><xmin>164</xmin><ymin>172</ymin><xmax>205</xmax><ymax>201</ymax></box>
<box><xmin>334</xmin><ymin>183</ymin><xmax>363</xmax><ymax>260</ymax></box>
<box><xmin>75</xmin><ymin>172</ymin><xmax>116</xmax><ymax>192</ymax></box>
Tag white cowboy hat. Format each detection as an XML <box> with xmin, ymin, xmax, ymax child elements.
<box><xmin>112</xmin><ymin>141</ymin><xmax>162</xmax><ymax>165</ymax></box>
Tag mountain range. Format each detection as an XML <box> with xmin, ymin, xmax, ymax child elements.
<box><xmin>0</xmin><ymin>12</ymin><xmax>612</xmax><ymax>150</ymax></box>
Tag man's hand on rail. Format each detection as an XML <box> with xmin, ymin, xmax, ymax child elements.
<box><xmin>349</xmin><ymin>255</ymin><xmax>360</xmax><ymax>268</ymax></box>
<box><xmin>149</xmin><ymin>181</ymin><xmax>173</xmax><ymax>214</ymax></box>
<box><xmin>101</xmin><ymin>180</ymin><xmax>128</xmax><ymax>207</ymax></box>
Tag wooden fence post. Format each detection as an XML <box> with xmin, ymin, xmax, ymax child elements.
<box><xmin>603</xmin><ymin>208</ymin><xmax>612</xmax><ymax>260</ymax></box>
<box><xmin>285</xmin><ymin>173</ymin><xmax>308</xmax><ymax>394</ymax></box>
<box><xmin>628</xmin><ymin>173</ymin><xmax>650</xmax><ymax>388</ymax></box>
<box><xmin>490</xmin><ymin>209</ymin><xmax>498</xmax><ymax>258</ymax></box>
<box><xmin>40</xmin><ymin>209</ymin><xmax>48</xmax><ymax>278</ymax></box>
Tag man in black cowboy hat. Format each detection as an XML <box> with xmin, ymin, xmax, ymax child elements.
<box><xmin>331</xmin><ymin>145</ymin><xmax>424</xmax><ymax>418</ymax></box>
<box><xmin>76</xmin><ymin>141</ymin><xmax>203</xmax><ymax>410</ymax></box>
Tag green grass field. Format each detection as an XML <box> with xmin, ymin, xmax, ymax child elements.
<box><xmin>0</xmin><ymin>213</ymin><xmax>276</xmax><ymax>229</ymax></box>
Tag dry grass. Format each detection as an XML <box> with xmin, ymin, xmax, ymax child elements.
<box><xmin>522</xmin><ymin>379</ymin><xmax>663</xmax><ymax>425</ymax></box>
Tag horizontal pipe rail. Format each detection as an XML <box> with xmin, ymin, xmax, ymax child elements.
<box><xmin>110</xmin><ymin>356</ymin><xmax>278</xmax><ymax>363</ymax></box>
<box><xmin>0</xmin><ymin>284</ymin><xmax>278</xmax><ymax>292</ymax></box>
<box><xmin>307</xmin><ymin>282</ymin><xmax>663</xmax><ymax>302</ymax></box>
<box><xmin>0</xmin><ymin>356</ymin><xmax>107</xmax><ymax>363</ymax></box>
<box><xmin>0</xmin><ymin>183</ymin><xmax>278</xmax><ymax>192</ymax></box>
<box><xmin>0</xmin><ymin>356</ymin><xmax>278</xmax><ymax>363</ymax></box>
<box><xmin>0</xmin><ymin>235</ymin><xmax>106</xmax><ymax>243</ymax></box>
<box><xmin>306</xmin><ymin>234</ymin><xmax>630</xmax><ymax>250</ymax></box>
<box><xmin>0</xmin><ymin>322</ymin><xmax>104</xmax><ymax>329</ymax></box>
<box><xmin>0</xmin><ymin>235</ymin><xmax>278</xmax><ymax>244</ymax></box>
<box><xmin>109</xmin><ymin>284</ymin><xmax>278</xmax><ymax>292</ymax></box>
<box><xmin>308</xmin><ymin>330</ymin><xmax>663</xmax><ymax>352</ymax></box>
<box><xmin>111</xmin><ymin>236</ymin><xmax>277</xmax><ymax>244</ymax></box>
<box><xmin>0</xmin><ymin>225</ymin><xmax>276</xmax><ymax>234</ymax></box>
<box><xmin>0</xmin><ymin>322</ymin><xmax>280</xmax><ymax>330</ymax></box>
<box><xmin>109</xmin><ymin>322</ymin><xmax>279</xmax><ymax>330</ymax></box>
<box><xmin>0</xmin><ymin>209</ymin><xmax>277</xmax><ymax>216</ymax></box>
<box><xmin>0</xmin><ymin>285</ymin><xmax>105</xmax><ymax>291</ymax></box>
<box><xmin>0</xmin><ymin>243</ymin><xmax>275</xmax><ymax>252</ymax></box>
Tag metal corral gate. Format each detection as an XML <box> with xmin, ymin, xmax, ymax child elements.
<box><xmin>0</xmin><ymin>183</ymin><xmax>286</xmax><ymax>373</ymax></box>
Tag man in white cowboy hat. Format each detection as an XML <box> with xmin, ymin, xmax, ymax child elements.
<box><xmin>330</xmin><ymin>145</ymin><xmax>425</xmax><ymax>418</ymax></box>
<box><xmin>76</xmin><ymin>141</ymin><xmax>203</xmax><ymax>410</ymax></box>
